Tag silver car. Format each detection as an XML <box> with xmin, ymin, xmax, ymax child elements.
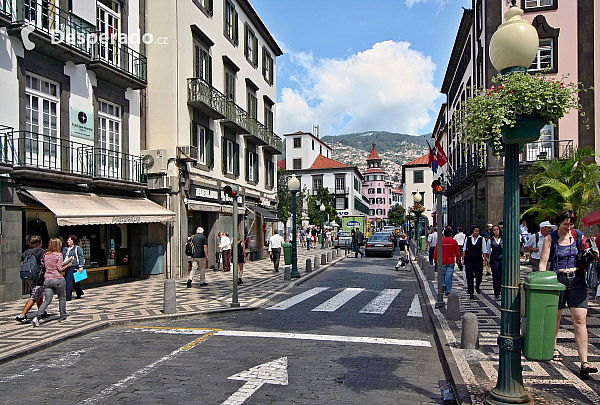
<box><xmin>364</xmin><ymin>235</ymin><xmax>395</xmax><ymax>257</ymax></box>
<box><xmin>333</xmin><ymin>231</ymin><xmax>352</xmax><ymax>248</ymax></box>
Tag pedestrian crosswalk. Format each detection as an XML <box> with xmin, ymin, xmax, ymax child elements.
<box><xmin>267</xmin><ymin>287</ymin><xmax>421</xmax><ymax>317</ymax></box>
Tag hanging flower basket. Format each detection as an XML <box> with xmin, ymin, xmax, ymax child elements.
<box><xmin>501</xmin><ymin>113</ymin><xmax>548</xmax><ymax>144</ymax></box>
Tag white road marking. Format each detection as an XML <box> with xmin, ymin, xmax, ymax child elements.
<box><xmin>407</xmin><ymin>294</ymin><xmax>423</xmax><ymax>317</ymax></box>
<box><xmin>311</xmin><ymin>288</ymin><xmax>364</xmax><ymax>312</ymax></box>
<box><xmin>359</xmin><ymin>289</ymin><xmax>402</xmax><ymax>314</ymax></box>
<box><xmin>0</xmin><ymin>349</ymin><xmax>89</xmax><ymax>383</ymax></box>
<box><xmin>222</xmin><ymin>357</ymin><xmax>288</xmax><ymax>405</ymax></box>
<box><xmin>266</xmin><ymin>287</ymin><xmax>330</xmax><ymax>310</ymax></box>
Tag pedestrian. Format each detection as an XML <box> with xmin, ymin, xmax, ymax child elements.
<box><xmin>268</xmin><ymin>229</ymin><xmax>285</xmax><ymax>272</ymax></box>
<box><xmin>395</xmin><ymin>233</ymin><xmax>410</xmax><ymax>271</ymax></box>
<box><xmin>538</xmin><ymin>210</ymin><xmax>597</xmax><ymax>376</ymax></box>
<box><xmin>486</xmin><ymin>225</ymin><xmax>503</xmax><ymax>299</ymax></box>
<box><xmin>220</xmin><ymin>232</ymin><xmax>232</xmax><ymax>272</ymax></box>
<box><xmin>237</xmin><ymin>236</ymin><xmax>246</xmax><ymax>284</ymax></box>
<box><xmin>434</xmin><ymin>228</ymin><xmax>461</xmax><ymax>294</ymax></box>
<box><xmin>15</xmin><ymin>235</ymin><xmax>47</xmax><ymax>323</ymax></box>
<box><xmin>300</xmin><ymin>227</ymin><xmax>306</xmax><ymax>248</ymax></box>
<box><xmin>482</xmin><ymin>223</ymin><xmax>493</xmax><ymax>239</ymax></box>
<box><xmin>187</xmin><ymin>227</ymin><xmax>208</xmax><ymax>287</ymax></box>
<box><xmin>311</xmin><ymin>226</ymin><xmax>318</xmax><ymax>249</ymax></box>
<box><xmin>62</xmin><ymin>235</ymin><xmax>85</xmax><ymax>301</ymax></box>
<box><xmin>306</xmin><ymin>226</ymin><xmax>312</xmax><ymax>250</ymax></box>
<box><xmin>453</xmin><ymin>226</ymin><xmax>466</xmax><ymax>251</ymax></box>
<box><xmin>462</xmin><ymin>224</ymin><xmax>488</xmax><ymax>300</ymax></box>
<box><xmin>524</xmin><ymin>221</ymin><xmax>556</xmax><ymax>271</ymax></box>
<box><xmin>426</xmin><ymin>227</ymin><xmax>438</xmax><ymax>265</ymax></box>
<box><xmin>31</xmin><ymin>238</ymin><xmax>71</xmax><ymax>326</ymax></box>
<box><xmin>353</xmin><ymin>227</ymin><xmax>364</xmax><ymax>258</ymax></box>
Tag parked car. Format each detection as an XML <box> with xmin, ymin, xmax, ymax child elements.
<box><xmin>333</xmin><ymin>231</ymin><xmax>352</xmax><ymax>248</ymax></box>
<box><xmin>374</xmin><ymin>231</ymin><xmax>394</xmax><ymax>243</ymax></box>
<box><xmin>365</xmin><ymin>235</ymin><xmax>395</xmax><ymax>257</ymax></box>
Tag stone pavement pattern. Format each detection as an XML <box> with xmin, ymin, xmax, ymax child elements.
<box><xmin>416</xmin><ymin>255</ymin><xmax>600</xmax><ymax>405</ymax></box>
<box><xmin>0</xmin><ymin>246</ymin><xmax>340</xmax><ymax>363</ymax></box>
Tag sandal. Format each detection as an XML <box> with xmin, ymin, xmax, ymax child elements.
<box><xmin>581</xmin><ymin>362</ymin><xmax>598</xmax><ymax>375</ymax></box>
<box><xmin>552</xmin><ymin>349</ymin><xmax>563</xmax><ymax>362</ymax></box>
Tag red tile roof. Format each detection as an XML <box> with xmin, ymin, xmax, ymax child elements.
<box><xmin>367</xmin><ymin>144</ymin><xmax>381</xmax><ymax>160</ymax></box>
<box><xmin>277</xmin><ymin>159</ymin><xmax>286</xmax><ymax>170</ymax></box>
<box><xmin>405</xmin><ymin>154</ymin><xmax>429</xmax><ymax>166</ymax></box>
<box><xmin>309</xmin><ymin>154</ymin><xmax>350</xmax><ymax>169</ymax></box>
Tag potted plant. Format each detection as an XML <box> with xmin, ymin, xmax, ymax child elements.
<box><xmin>408</xmin><ymin>203</ymin><xmax>426</xmax><ymax>215</ymax></box>
<box><xmin>458</xmin><ymin>71</ymin><xmax>581</xmax><ymax>152</ymax></box>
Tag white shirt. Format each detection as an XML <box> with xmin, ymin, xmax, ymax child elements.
<box><xmin>427</xmin><ymin>232</ymin><xmax>438</xmax><ymax>248</ymax></box>
<box><xmin>453</xmin><ymin>232</ymin><xmax>466</xmax><ymax>246</ymax></box>
<box><xmin>524</xmin><ymin>232</ymin><xmax>544</xmax><ymax>260</ymax></box>
<box><xmin>219</xmin><ymin>235</ymin><xmax>231</xmax><ymax>251</ymax></box>
<box><xmin>463</xmin><ymin>235</ymin><xmax>490</xmax><ymax>254</ymax></box>
<box><xmin>268</xmin><ymin>234</ymin><xmax>285</xmax><ymax>251</ymax></box>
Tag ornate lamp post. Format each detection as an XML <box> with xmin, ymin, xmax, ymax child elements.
<box><xmin>288</xmin><ymin>174</ymin><xmax>301</xmax><ymax>279</ymax></box>
<box><xmin>320</xmin><ymin>203</ymin><xmax>326</xmax><ymax>249</ymax></box>
<box><xmin>413</xmin><ymin>191</ymin><xmax>422</xmax><ymax>249</ymax></box>
<box><xmin>486</xmin><ymin>2</ymin><xmax>539</xmax><ymax>404</ymax></box>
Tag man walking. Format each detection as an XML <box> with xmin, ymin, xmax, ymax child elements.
<box><xmin>187</xmin><ymin>227</ymin><xmax>209</xmax><ymax>288</ymax></box>
<box><xmin>524</xmin><ymin>221</ymin><xmax>556</xmax><ymax>271</ymax></box>
<box><xmin>353</xmin><ymin>227</ymin><xmax>364</xmax><ymax>258</ymax></box>
<box><xmin>426</xmin><ymin>227</ymin><xmax>438</xmax><ymax>265</ymax></box>
<box><xmin>268</xmin><ymin>229</ymin><xmax>285</xmax><ymax>272</ymax></box>
<box><xmin>434</xmin><ymin>228</ymin><xmax>461</xmax><ymax>294</ymax></box>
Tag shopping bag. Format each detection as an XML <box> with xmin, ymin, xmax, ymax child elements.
<box><xmin>73</xmin><ymin>269</ymin><xmax>88</xmax><ymax>283</ymax></box>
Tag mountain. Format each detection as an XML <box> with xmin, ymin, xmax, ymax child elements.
<box><xmin>320</xmin><ymin>131</ymin><xmax>431</xmax><ymax>181</ymax></box>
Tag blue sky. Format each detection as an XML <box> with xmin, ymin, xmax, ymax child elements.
<box><xmin>251</xmin><ymin>0</ymin><xmax>471</xmax><ymax>136</ymax></box>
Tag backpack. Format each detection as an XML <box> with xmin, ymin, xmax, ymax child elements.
<box><xmin>185</xmin><ymin>239</ymin><xmax>195</xmax><ymax>256</ymax></box>
<box><xmin>20</xmin><ymin>254</ymin><xmax>45</xmax><ymax>285</ymax></box>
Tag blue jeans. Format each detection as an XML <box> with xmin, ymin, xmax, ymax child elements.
<box><xmin>429</xmin><ymin>246</ymin><xmax>436</xmax><ymax>265</ymax></box>
<box><xmin>443</xmin><ymin>263</ymin><xmax>455</xmax><ymax>293</ymax></box>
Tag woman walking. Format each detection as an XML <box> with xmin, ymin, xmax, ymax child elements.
<box><xmin>31</xmin><ymin>238</ymin><xmax>72</xmax><ymax>326</ymax></box>
<box><xmin>461</xmin><ymin>225</ymin><xmax>487</xmax><ymax>300</ymax></box>
<box><xmin>539</xmin><ymin>210</ymin><xmax>597</xmax><ymax>376</ymax></box>
<box><xmin>487</xmin><ymin>225</ymin><xmax>503</xmax><ymax>299</ymax></box>
<box><xmin>62</xmin><ymin>235</ymin><xmax>85</xmax><ymax>301</ymax></box>
<box><xmin>237</xmin><ymin>237</ymin><xmax>246</xmax><ymax>284</ymax></box>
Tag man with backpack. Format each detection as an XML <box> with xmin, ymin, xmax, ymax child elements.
<box><xmin>187</xmin><ymin>227</ymin><xmax>209</xmax><ymax>288</ymax></box>
<box><xmin>15</xmin><ymin>235</ymin><xmax>47</xmax><ymax>323</ymax></box>
<box><xmin>524</xmin><ymin>221</ymin><xmax>556</xmax><ymax>271</ymax></box>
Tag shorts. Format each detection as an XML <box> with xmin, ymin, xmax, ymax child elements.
<box><xmin>557</xmin><ymin>272</ymin><xmax>588</xmax><ymax>310</ymax></box>
<box><xmin>30</xmin><ymin>284</ymin><xmax>44</xmax><ymax>301</ymax></box>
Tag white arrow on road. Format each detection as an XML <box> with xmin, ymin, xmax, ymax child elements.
<box><xmin>222</xmin><ymin>357</ymin><xmax>289</xmax><ymax>405</ymax></box>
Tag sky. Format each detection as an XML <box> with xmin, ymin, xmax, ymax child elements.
<box><xmin>250</xmin><ymin>0</ymin><xmax>472</xmax><ymax>137</ymax></box>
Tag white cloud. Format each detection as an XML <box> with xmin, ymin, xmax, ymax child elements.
<box><xmin>405</xmin><ymin>0</ymin><xmax>449</xmax><ymax>8</ymax></box>
<box><xmin>276</xmin><ymin>41</ymin><xmax>440</xmax><ymax>136</ymax></box>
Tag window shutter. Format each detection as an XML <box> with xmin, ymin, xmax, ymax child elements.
<box><xmin>253</xmin><ymin>152</ymin><xmax>259</xmax><ymax>182</ymax></box>
<box><xmin>344</xmin><ymin>197</ymin><xmax>348</xmax><ymax>210</ymax></box>
<box><xmin>222</xmin><ymin>137</ymin><xmax>227</xmax><ymax>174</ymax></box>
<box><xmin>191</xmin><ymin>121</ymin><xmax>198</xmax><ymax>147</ymax></box>
<box><xmin>207</xmin><ymin>129</ymin><xmax>214</xmax><ymax>168</ymax></box>
<box><xmin>269</xmin><ymin>57</ymin><xmax>273</xmax><ymax>84</ymax></box>
<box><xmin>245</xmin><ymin>148</ymin><xmax>249</xmax><ymax>181</ymax></box>
<box><xmin>253</xmin><ymin>36</ymin><xmax>258</xmax><ymax>67</ymax></box>
<box><xmin>244</xmin><ymin>24</ymin><xmax>248</xmax><ymax>58</ymax></box>
<box><xmin>262</xmin><ymin>48</ymin><xmax>266</xmax><ymax>77</ymax></box>
<box><xmin>234</xmin><ymin>142</ymin><xmax>239</xmax><ymax>176</ymax></box>
<box><xmin>207</xmin><ymin>0</ymin><xmax>213</xmax><ymax>15</ymax></box>
<box><xmin>234</xmin><ymin>10</ymin><xmax>239</xmax><ymax>45</ymax></box>
<box><xmin>207</xmin><ymin>54</ymin><xmax>212</xmax><ymax>85</ymax></box>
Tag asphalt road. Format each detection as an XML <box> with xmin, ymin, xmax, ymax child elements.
<box><xmin>0</xmin><ymin>253</ymin><xmax>447</xmax><ymax>404</ymax></box>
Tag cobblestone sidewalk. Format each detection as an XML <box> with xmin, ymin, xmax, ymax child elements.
<box><xmin>0</xmin><ymin>246</ymin><xmax>344</xmax><ymax>364</ymax></box>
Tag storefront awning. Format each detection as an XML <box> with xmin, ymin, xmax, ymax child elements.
<box><xmin>247</xmin><ymin>204</ymin><xmax>279</xmax><ymax>221</ymax></box>
<box><xmin>23</xmin><ymin>188</ymin><xmax>176</xmax><ymax>226</ymax></box>
<box><xmin>186</xmin><ymin>199</ymin><xmax>245</xmax><ymax>214</ymax></box>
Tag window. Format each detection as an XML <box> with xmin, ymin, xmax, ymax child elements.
<box><xmin>389</xmin><ymin>198</ymin><xmax>392</xmax><ymax>205</ymax></box>
<box><xmin>265</xmin><ymin>158</ymin><xmax>275</xmax><ymax>188</ymax></box>
<box><xmin>262</xmin><ymin>47</ymin><xmax>274</xmax><ymax>85</ymax></box>
<box><xmin>376</xmin><ymin>188</ymin><xmax>382</xmax><ymax>194</ymax></box>
<box><xmin>529</xmin><ymin>38</ymin><xmax>553</xmax><ymax>71</ymax></box>
<box><xmin>264</xmin><ymin>103</ymin><xmax>273</xmax><ymax>131</ymax></box>
<box><xmin>223</xmin><ymin>0</ymin><xmax>238</xmax><ymax>45</ymax></box>
<box><xmin>225</xmin><ymin>68</ymin><xmax>235</xmax><ymax>101</ymax></box>
<box><xmin>292</xmin><ymin>158</ymin><xmax>301</xmax><ymax>170</ymax></box>
<box><xmin>247</xmin><ymin>89</ymin><xmax>257</xmax><ymax>119</ymax></box>
<box><xmin>368</xmin><ymin>188</ymin><xmax>374</xmax><ymax>194</ymax></box>
<box><xmin>376</xmin><ymin>209</ymin><xmax>383</xmax><ymax>215</ymax></box>
<box><xmin>369</xmin><ymin>209</ymin><xmax>375</xmax><ymax>215</ymax></box>
<box><xmin>523</xmin><ymin>0</ymin><xmax>556</xmax><ymax>11</ymax></box>
<box><xmin>225</xmin><ymin>139</ymin><xmax>234</xmax><ymax>174</ymax></box>
<box><xmin>376</xmin><ymin>198</ymin><xmax>383</xmax><ymax>204</ymax></box>
<box><xmin>312</xmin><ymin>177</ymin><xmax>323</xmax><ymax>191</ymax></box>
<box><xmin>97</xmin><ymin>0</ymin><xmax>120</xmax><ymax>66</ymax></box>
<box><xmin>98</xmin><ymin>100</ymin><xmax>122</xmax><ymax>178</ymax></box>
<box><xmin>247</xmin><ymin>150</ymin><xmax>254</xmax><ymax>181</ymax></box>
<box><xmin>191</xmin><ymin>121</ymin><xmax>214</xmax><ymax>167</ymax></box>
<box><xmin>335</xmin><ymin>177</ymin><xmax>345</xmax><ymax>193</ymax></box>
<box><xmin>369</xmin><ymin>198</ymin><xmax>375</xmax><ymax>204</ymax></box>
<box><xmin>25</xmin><ymin>73</ymin><xmax>59</xmax><ymax>165</ymax></box>
<box><xmin>335</xmin><ymin>197</ymin><xmax>345</xmax><ymax>210</ymax></box>
<box><xmin>244</xmin><ymin>23</ymin><xmax>258</xmax><ymax>68</ymax></box>
<box><xmin>414</xmin><ymin>170</ymin><xmax>424</xmax><ymax>183</ymax></box>
<box><xmin>312</xmin><ymin>139</ymin><xmax>314</xmax><ymax>150</ymax></box>
<box><xmin>293</xmin><ymin>137</ymin><xmax>301</xmax><ymax>148</ymax></box>
<box><xmin>194</xmin><ymin>40</ymin><xmax>211</xmax><ymax>83</ymax></box>
<box><xmin>245</xmin><ymin>148</ymin><xmax>258</xmax><ymax>182</ymax></box>
<box><xmin>193</xmin><ymin>0</ymin><xmax>213</xmax><ymax>16</ymax></box>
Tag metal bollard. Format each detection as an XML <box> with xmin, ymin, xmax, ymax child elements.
<box><xmin>321</xmin><ymin>253</ymin><xmax>327</xmax><ymax>265</ymax></box>
<box><xmin>284</xmin><ymin>267</ymin><xmax>292</xmax><ymax>281</ymax></box>
<box><xmin>461</xmin><ymin>312</ymin><xmax>479</xmax><ymax>349</ymax></box>
<box><xmin>163</xmin><ymin>279</ymin><xmax>176</xmax><ymax>314</ymax></box>
<box><xmin>446</xmin><ymin>293</ymin><xmax>460</xmax><ymax>321</ymax></box>
<box><xmin>305</xmin><ymin>258</ymin><xmax>312</xmax><ymax>273</ymax></box>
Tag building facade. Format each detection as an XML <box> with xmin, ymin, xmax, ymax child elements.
<box><xmin>145</xmin><ymin>0</ymin><xmax>283</xmax><ymax>271</ymax></box>
<box><xmin>0</xmin><ymin>0</ymin><xmax>176</xmax><ymax>303</ymax></box>
<box><xmin>362</xmin><ymin>144</ymin><xmax>393</xmax><ymax>230</ymax></box>
<box><xmin>401</xmin><ymin>154</ymin><xmax>434</xmax><ymax>235</ymax></box>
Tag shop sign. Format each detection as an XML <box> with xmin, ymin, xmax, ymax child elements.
<box><xmin>112</xmin><ymin>216</ymin><xmax>141</xmax><ymax>224</ymax></box>
<box><xmin>221</xmin><ymin>191</ymin><xmax>243</xmax><ymax>204</ymax></box>
<box><xmin>70</xmin><ymin>107</ymin><xmax>94</xmax><ymax>140</ymax></box>
<box><xmin>259</xmin><ymin>197</ymin><xmax>270</xmax><ymax>207</ymax></box>
<box><xmin>194</xmin><ymin>187</ymin><xmax>219</xmax><ymax>201</ymax></box>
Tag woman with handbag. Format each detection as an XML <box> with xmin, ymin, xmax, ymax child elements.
<box><xmin>487</xmin><ymin>225</ymin><xmax>503</xmax><ymax>299</ymax></box>
<box><xmin>539</xmin><ymin>210</ymin><xmax>597</xmax><ymax>376</ymax></box>
<box><xmin>62</xmin><ymin>235</ymin><xmax>85</xmax><ymax>301</ymax></box>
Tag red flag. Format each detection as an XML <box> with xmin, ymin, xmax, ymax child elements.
<box><xmin>428</xmin><ymin>147</ymin><xmax>435</xmax><ymax>168</ymax></box>
<box><xmin>436</xmin><ymin>140</ymin><xmax>448</xmax><ymax>167</ymax></box>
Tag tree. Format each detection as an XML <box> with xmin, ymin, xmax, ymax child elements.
<box><xmin>522</xmin><ymin>146</ymin><xmax>600</xmax><ymax>226</ymax></box>
<box><xmin>388</xmin><ymin>204</ymin><xmax>405</xmax><ymax>226</ymax></box>
<box><xmin>276</xmin><ymin>168</ymin><xmax>291</xmax><ymax>224</ymax></box>
<box><xmin>307</xmin><ymin>187</ymin><xmax>340</xmax><ymax>226</ymax></box>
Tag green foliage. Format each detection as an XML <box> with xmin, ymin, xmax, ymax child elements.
<box><xmin>522</xmin><ymin>146</ymin><xmax>600</xmax><ymax>226</ymax></box>
<box><xmin>388</xmin><ymin>204</ymin><xmax>405</xmax><ymax>226</ymax></box>
<box><xmin>307</xmin><ymin>188</ymin><xmax>340</xmax><ymax>226</ymax></box>
<box><xmin>276</xmin><ymin>168</ymin><xmax>291</xmax><ymax>224</ymax></box>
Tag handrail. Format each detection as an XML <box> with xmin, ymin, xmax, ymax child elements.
<box><xmin>225</xmin><ymin>99</ymin><xmax>250</xmax><ymax>133</ymax></box>
<box><xmin>91</xmin><ymin>35</ymin><xmax>147</xmax><ymax>82</ymax></box>
<box><xmin>187</xmin><ymin>78</ymin><xmax>227</xmax><ymax>116</ymax></box>
<box><xmin>520</xmin><ymin>139</ymin><xmax>573</xmax><ymax>162</ymax></box>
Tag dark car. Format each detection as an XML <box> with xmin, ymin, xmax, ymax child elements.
<box><xmin>374</xmin><ymin>232</ymin><xmax>395</xmax><ymax>243</ymax></box>
<box><xmin>333</xmin><ymin>231</ymin><xmax>352</xmax><ymax>248</ymax></box>
<box><xmin>365</xmin><ymin>235</ymin><xmax>395</xmax><ymax>257</ymax></box>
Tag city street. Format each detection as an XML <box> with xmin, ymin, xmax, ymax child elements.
<box><xmin>0</xmin><ymin>254</ymin><xmax>447</xmax><ymax>404</ymax></box>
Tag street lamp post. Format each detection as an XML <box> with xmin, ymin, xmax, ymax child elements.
<box><xmin>288</xmin><ymin>174</ymin><xmax>301</xmax><ymax>279</ymax></box>
<box><xmin>413</xmin><ymin>191</ymin><xmax>422</xmax><ymax>250</ymax></box>
<box><xmin>320</xmin><ymin>203</ymin><xmax>326</xmax><ymax>249</ymax></box>
<box><xmin>486</xmin><ymin>3</ymin><xmax>539</xmax><ymax>404</ymax></box>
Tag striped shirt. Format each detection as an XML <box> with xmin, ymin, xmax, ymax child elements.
<box><xmin>43</xmin><ymin>252</ymin><xmax>66</xmax><ymax>280</ymax></box>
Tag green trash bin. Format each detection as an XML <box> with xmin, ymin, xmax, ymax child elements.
<box><xmin>523</xmin><ymin>271</ymin><xmax>565</xmax><ymax>361</ymax></box>
<box><xmin>420</xmin><ymin>235</ymin><xmax>427</xmax><ymax>251</ymax></box>
<box><xmin>283</xmin><ymin>243</ymin><xmax>292</xmax><ymax>265</ymax></box>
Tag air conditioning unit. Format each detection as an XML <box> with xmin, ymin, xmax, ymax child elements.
<box><xmin>141</xmin><ymin>149</ymin><xmax>168</xmax><ymax>174</ymax></box>
<box><xmin>147</xmin><ymin>176</ymin><xmax>173</xmax><ymax>191</ymax></box>
<box><xmin>177</xmin><ymin>145</ymin><xmax>198</xmax><ymax>162</ymax></box>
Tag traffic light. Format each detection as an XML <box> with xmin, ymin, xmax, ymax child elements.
<box><xmin>431</xmin><ymin>179</ymin><xmax>445</xmax><ymax>194</ymax></box>
<box><xmin>223</xmin><ymin>184</ymin><xmax>239</xmax><ymax>196</ymax></box>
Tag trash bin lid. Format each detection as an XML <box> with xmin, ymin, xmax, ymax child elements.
<box><xmin>524</xmin><ymin>271</ymin><xmax>566</xmax><ymax>291</ymax></box>
<box><xmin>283</xmin><ymin>243</ymin><xmax>292</xmax><ymax>247</ymax></box>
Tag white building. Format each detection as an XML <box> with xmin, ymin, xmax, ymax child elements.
<box><xmin>145</xmin><ymin>0</ymin><xmax>283</xmax><ymax>271</ymax></box>
<box><xmin>402</xmin><ymin>154</ymin><xmax>434</xmax><ymax>236</ymax></box>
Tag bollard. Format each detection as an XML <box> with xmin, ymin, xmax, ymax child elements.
<box><xmin>461</xmin><ymin>312</ymin><xmax>479</xmax><ymax>349</ymax></box>
<box><xmin>327</xmin><ymin>252</ymin><xmax>331</xmax><ymax>262</ymax></box>
<box><xmin>446</xmin><ymin>293</ymin><xmax>461</xmax><ymax>321</ymax></box>
<box><xmin>305</xmin><ymin>258</ymin><xmax>312</xmax><ymax>273</ymax></box>
<box><xmin>284</xmin><ymin>267</ymin><xmax>292</xmax><ymax>281</ymax></box>
<box><xmin>163</xmin><ymin>279</ymin><xmax>176</xmax><ymax>314</ymax></box>
<box><xmin>321</xmin><ymin>253</ymin><xmax>327</xmax><ymax>265</ymax></box>
<box><xmin>315</xmin><ymin>258</ymin><xmax>321</xmax><ymax>270</ymax></box>
<box><xmin>336</xmin><ymin>249</ymin><xmax>340</xmax><ymax>258</ymax></box>
<box><xmin>425</xmin><ymin>263</ymin><xmax>436</xmax><ymax>281</ymax></box>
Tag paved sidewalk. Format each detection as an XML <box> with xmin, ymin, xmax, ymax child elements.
<box><xmin>414</xmin><ymin>254</ymin><xmax>600</xmax><ymax>405</ymax></box>
<box><xmin>0</xmin><ymin>246</ymin><xmax>344</xmax><ymax>364</ymax></box>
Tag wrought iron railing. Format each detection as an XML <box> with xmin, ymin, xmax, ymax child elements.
<box><xmin>91</xmin><ymin>37</ymin><xmax>147</xmax><ymax>82</ymax></box>
<box><xmin>520</xmin><ymin>139</ymin><xmax>573</xmax><ymax>162</ymax></box>
<box><xmin>187</xmin><ymin>78</ymin><xmax>227</xmax><ymax>116</ymax></box>
<box><xmin>224</xmin><ymin>100</ymin><xmax>251</xmax><ymax>133</ymax></box>
<box><xmin>260</xmin><ymin>125</ymin><xmax>283</xmax><ymax>154</ymax></box>
<box><xmin>13</xmin><ymin>0</ymin><xmax>95</xmax><ymax>55</ymax></box>
<box><xmin>1</xmin><ymin>0</ymin><xmax>12</xmax><ymax>17</ymax></box>
<box><xmin>93</xmin><ymin>148</ymin><xmax>145</xmax><ymax>183</ymax></box>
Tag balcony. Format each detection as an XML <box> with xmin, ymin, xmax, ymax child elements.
<box><xmin>0</xmin><ymin>130</ymin><xmax>146</xmax><ymax>186</ymax></box>
<box><xmin>520</xmin><ymin>139</ymin><xmax>573</xmax><ymax>163</ymax></box>
<box><xmin>334</xmin><ymin>187</ymin><xmax>349</xmax><ymax>194</ymax></box>
<box><xmin>9</xmin><ymin>0</ymin><xmax>94</xmax><ymax>63</ymax></box>
<box><xmin>187</xmin><ymin>78</ymin><xmax>226</xmax><ymax>119</ymax></box>
<box><xmin>88</xmin><ymin>39</ymin><xmax>147</xmax><ymax>89</ymax></box>
<box><xmin>261</xmin><ymin>127</ymin><xmax>283</xmax><ymax>155</ymax></box>
<box><xmin>243</xmin><ymin>118</ymin><xmax>269</xmax><ymax>147</ymax></box>
<box><xmin>1</xmin><ymin>0</ymin><xmax>12</xmax><ymax>27</ymax></box>
<box><xmin>222</xmin><ymin>100</ymin><xmax>251</xmax><ymax>134</ymax></box>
